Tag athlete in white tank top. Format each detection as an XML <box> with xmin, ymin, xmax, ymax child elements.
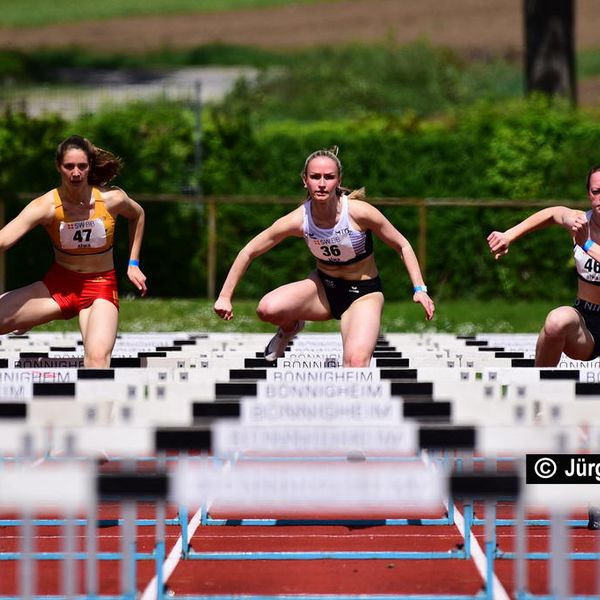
<box><xmin>214</xmin><ymin>148</ymin><xmax>434</xmax><ymax>368</ymax></box>
<box><xmin>303</xmin><ymin>194</ymin><xmax>373</xmax><ymax>265</ymax></box>
<box><xmin>573</xmin><ymin>210</ymin><xmax>600</xmax><ymax>285</ymax></box>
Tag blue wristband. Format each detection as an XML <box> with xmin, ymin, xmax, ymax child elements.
<box><xmin>583</xmin><ymin>240</ymin><xmax>595</xmax><ymax>253</ymax></box>
<box><xmin>128</xmin><ymin>259</ymin><xmax>140</xmax><ymax>267</ymax></box>
<box><xmin>413</xmin><ymin>285</ymin><xmax>428</xmax><ymax>293</ymax></box>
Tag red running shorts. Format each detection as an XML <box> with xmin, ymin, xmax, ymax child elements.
<box><xmin>42</xmin><ymin>262</ymin><xmax>119</xmax><ymax>320</ymax></box>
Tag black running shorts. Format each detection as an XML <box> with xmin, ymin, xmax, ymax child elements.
<box><xmin>317</xmin><ymin>270</ymin><xmax>383</xmax><ymax>320</ymax></box>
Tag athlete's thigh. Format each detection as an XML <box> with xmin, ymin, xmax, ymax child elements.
<box><xmin>340</xmin><ymin>292</ymin><xmax>384</xmax><ymax>356</ymax></box>
<box><xmin>0</xmin><ymin>281</ymin><xmax>63</xmax><ymax>330</ymax></box>
<box><xmin>79</xmin><ymin>299</ymin><xmax>119</xmax><ymax>353</ymax></box>
<box><xmin>563</xmin><ymin>308</ymin><xmax>596</xmax><ymax>359</ymax></box>
<box><xmin>260</xmin><ymin>271</ymin><xmax>332</xmax><ymax>321</ymax></box>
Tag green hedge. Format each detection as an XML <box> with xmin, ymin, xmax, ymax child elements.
<box><xmin>204</xmin><ymin>96</ymin><xmax>597</xmax><ymax>302</ymax></box>
<box><xmin>1</xmin><ymin>95</ymin><xmax>599</xmax><ymax>302</ymax></box>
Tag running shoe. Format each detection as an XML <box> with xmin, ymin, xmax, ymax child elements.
<box><xmin>264</xmin><ymin>320</ymin><xmax>305</xmax><ymax>362</ymax></box>
<box><xmin>588</xmin><ymin>506</ymin><xmax>600</xmax><ymax>530</ymax></box>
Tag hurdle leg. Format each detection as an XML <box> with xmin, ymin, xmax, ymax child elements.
<box><xmin>19</xmin><ymin>433</ymin><xmax>36</xmax><ymax>600</ymax></box>
<box><xmin>484</xmin><ymin>499</ymin><xmax>497</xmax><ymax>600</ymax></box>
<box><xmin>121</xmin><ymin>499</ymin><xmax>137</xmax><ymax>600</ymax></box>
<box><xmin>549</xmin><ymin>509</ymin><xmax>569</xmax><ymax>600</ymax></box>
<box><xmin>86</xmin><ymin>491</ymin><xmax>99</xmax><ymax>597</ymax></box>
<box><xmin>155</xmin><ymin>452</ymin><xmax>167</xmax><ymax>600</ymax></box>
<box><xmin>62</xmin><ymin>433</ymin><xmax>77</xmax><ymax>599</ymax></box>
<box><xmin>442</xmin><ymin>450</ymin><xmax>455</xmax><ymax>526</ymax></box>
<box><xmin>63</xmin><ymin>507</ymin><xmax>77</xmax><ymax>599</ymax></box>
<box><xmin>176</xmin><ymin>451</ymin><xmax>192</xmax><ymax>559</ymax></box>
<box><xmin>514</xmin><ymin>491</ymin><xmax>528</xmax><ymax>600</ymax></box>
<box><xmin>20</xmin><ymin>508</ymin><xmax>35</xmax><ymax>600</ymax></box>
<box><xmin>463</xmin><ymin>498</ymin><xmax>473</xmax><ymax>560</ymax></box>
<box><xmin>179</xmin><ymin>504</ymin><xmax>190</xmax><ymax>559</ymax></box>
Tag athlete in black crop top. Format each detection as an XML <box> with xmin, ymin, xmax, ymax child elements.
<box><xmin>214</xmin><ymin>147</ymin><xmax>434</xmax><ymax>367</ymax></box>
<box><xmin>491</xmin><ymin>165</ymin><xmax>600</xmax><ymax>530</ymax></box>
<box><xmin>488</xmin><ymin>164</ymin><xmax>600</xmax><ymax>368</ymax></box>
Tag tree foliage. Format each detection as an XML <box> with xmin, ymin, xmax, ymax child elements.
<box><xmin>0</xmin><ymin>94</ymin><xmax>598</xmax><ymax>302</ymax></box>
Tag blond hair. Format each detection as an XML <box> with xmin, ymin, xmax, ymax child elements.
<box><xmin>302</xmin><ymin>146</ymin><xmax>366</xmax><ymax>200</ymax></box>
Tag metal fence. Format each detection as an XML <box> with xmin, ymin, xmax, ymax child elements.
<box><xmin>0</xmin><ymin>194</ymin><xmax>584</xmax><ymax>298</ymax></box>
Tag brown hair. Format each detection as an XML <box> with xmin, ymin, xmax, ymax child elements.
<box><xmin>587</xmin><ymin>164</ymin><xmax>600</xmax><ymax>192</ymax></box>
<box><xmin>56</xmin><ymin>135</ymin><xmax>123</xmax><ymax>186</ymax></box>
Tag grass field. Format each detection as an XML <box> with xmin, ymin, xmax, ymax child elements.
<box><xmin>0</xmin><ymin>0</ymin><xmax>338</xmax><ymax>28</ymax></box>
<box><xmin>32</xmin><ymin>298</ymin><xmax>553</xmax><ymax>335</ymax></box>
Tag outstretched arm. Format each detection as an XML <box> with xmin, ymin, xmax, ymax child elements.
<box><xmin>214</xmin><ymin>209</ymin><xmax>303</xmax><ymax>320</ymax></box>
<box><xmin>0</xmin><ymin>195</ymin><xmax>53</xmax><ymax>252</ymax></box>
<box><xmin>110</xmin><ymin>189</ymin><xmax>147</xmax><ymax>296</ymax></box>
<box><xmin>487</xmin><ymin>206</ymin><xmax>583</xmax><ymax>260</ymax></box>
<box><xmin>355</xmin><ymin>201</ymin><xmax>434</xmax><ymax>321</ymax></box>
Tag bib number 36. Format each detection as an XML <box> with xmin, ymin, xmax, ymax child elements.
<box><xmin>321</xmin><ymin>245</ymin><xmax>341</xmax><ymax>257</ymax></box>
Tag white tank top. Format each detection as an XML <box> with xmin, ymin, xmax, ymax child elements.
<box><xmin>574</xmin><ymin>210</ymin><xmax>600</xmax><ymax>285</ymax></box>
<box><xmin>302</xmin><ymin>195</ymin><xmax>373</xmax><ymax>265</ymax></box>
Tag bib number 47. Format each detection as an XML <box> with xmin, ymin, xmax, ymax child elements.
<box><xmin>73</xmin><ymin>229</ymin><xmax>92</xmax><ymax>243</ymax></box>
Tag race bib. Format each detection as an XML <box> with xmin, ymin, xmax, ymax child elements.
<box><xmin>59</xmin><ymin>218</ymin><xmax>107</xmax><ymax>250</ymax></box>
<box><xmin>306</xmin><ymin>230</ymin><xmax>356</xmax><ymax>263</ymax></box>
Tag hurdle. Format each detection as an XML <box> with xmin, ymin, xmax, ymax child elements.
<box><xmin>0</xmin><ymin>461</ymin><xmax>170</xmax><ymax>599</ymax></box>
<box><xmin>2</xmin><ymin>329</ymin><xmax>598</xmax><ymax>600</ymax></box>
<box><xmin>0</xmin><ymin>460</ymin><xmax>94</xmax><ymax>598</ymax></box>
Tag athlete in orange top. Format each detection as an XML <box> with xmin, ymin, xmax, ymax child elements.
<box><xmin>0</xmin><ymin>135</ymin><xmax>146</xmax><ymax>368</ymax></box>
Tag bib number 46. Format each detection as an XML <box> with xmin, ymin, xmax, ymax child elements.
<box><xmin>584</xmin><ymin>258</ymin><xmax>600</xmax><ymax>274</ymax></box>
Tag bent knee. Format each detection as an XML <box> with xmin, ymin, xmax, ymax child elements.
<box><xmin>0</xmin><ymin>317</ymin><xmax>21</xmax><ymax>335</ymax></box>
<box><xmin>543</xmin><ymin>308</ymin><xmax>580</xmax><ymax>338</ymax></box>
<box><xmin>256</xmin><ymin>296</ymin><xmax>289</xmax><ymax>323</ymax></box>
<box><xmin>255</xmin><ymin>298</ymin><xmax>270</xmax><ymax>321</ymax></box>
<box><xmin>256</xmin><ymin>300</ymin><xmax>274</xmax><ymax>323</ymax></box>
<box><xmin>84</xmin><ymin>351</ymin><xmax>111</xmax><ymax>369</ymax></box>
<box><xmin>343</xmin><ymin>353</ymin><xmax>372</xmax><ymax>368</ymax></box>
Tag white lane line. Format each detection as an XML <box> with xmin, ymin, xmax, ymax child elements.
<box><xmin>141</xmin><ymin>452</ymin><xmax>511</xmax><ymax>600</ymax></box>
<box><xmin>452</xmin><ymin>502</ymin><xmax>510</xmax><ymax>600</ymax></box>
<box><xmin>140</xmin><ymin>506</ymin><xmax>203</xmax><ymax>600</ymax></box>
<box><xmin>141</xmin><ymin>460</ymin><xmax>234</xmax><ymax>599</ymax></box>
<box><xmin>422</xmin><ymin>451</ymin><xmax>510</xmax><ymax>600</ymax></box>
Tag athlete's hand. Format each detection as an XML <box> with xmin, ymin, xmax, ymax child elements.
<box><xmin>413</xmin><ymin>291</ymin><xmax>435</xmax><ymax>321</ymax></box>
<box><xmin>214</xmin><ymin>296</ymin><xmax>233</xmax><ymax>320</ymax></box>
<box><xmin>128</xmin><ymin>265</ymin><xmax>147</xmax><ymax>296</ymax></box>
<box><xmin>487</xmin><ymin>231</ymin><xmax>510</xmax><ymax>260</ymax></box>
<box><xmin>571</xmin><ymin>214</ymin><xmax>590</xmax><ymax>248</ymax></box>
